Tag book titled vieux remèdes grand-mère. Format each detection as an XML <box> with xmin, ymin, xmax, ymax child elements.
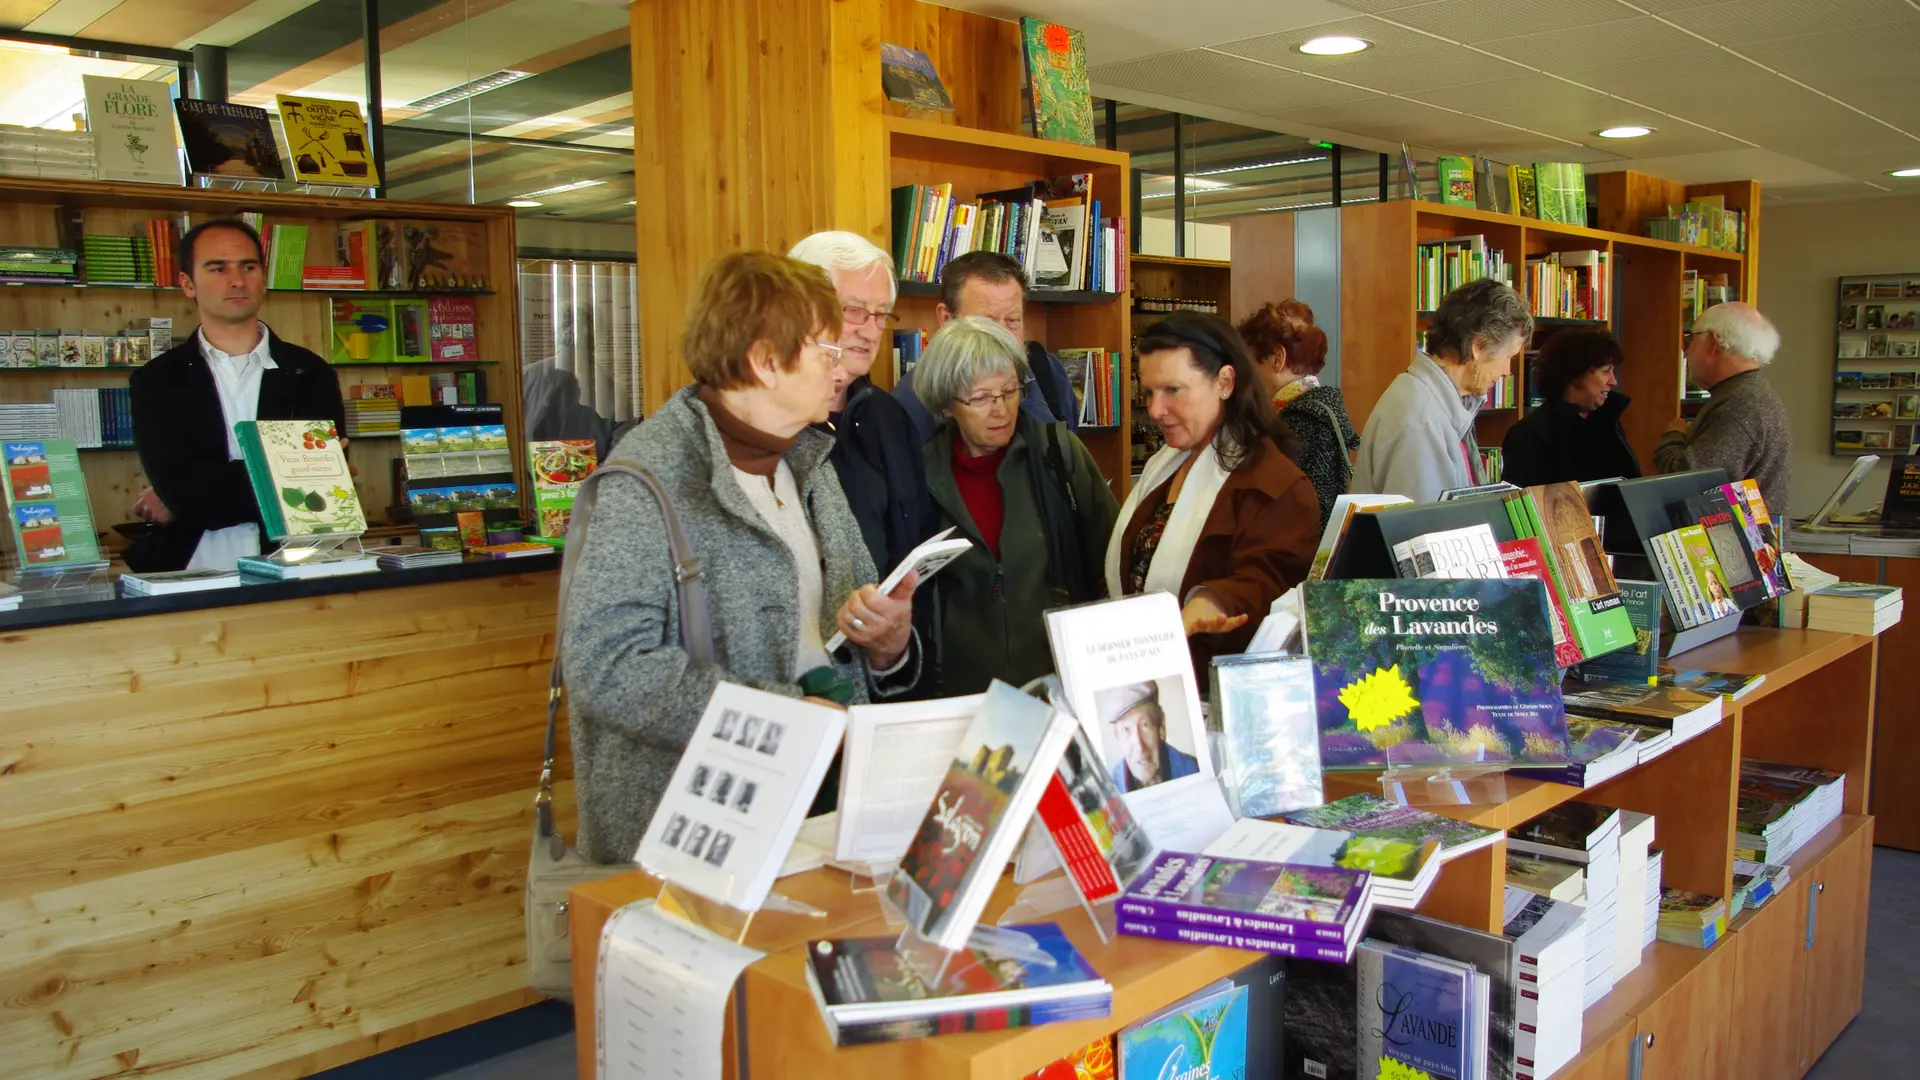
<box><xmin>1305</xmin><ymin>579</ymin><xmax>1571</xmax><ymax>772</ymax></box>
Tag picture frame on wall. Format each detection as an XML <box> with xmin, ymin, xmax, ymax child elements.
<box><xmin>1869</xmin><ymin>334</ymin><xmax>1890</xmax><ymax>358</ymax></box>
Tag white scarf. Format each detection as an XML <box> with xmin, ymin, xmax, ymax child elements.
<box><xmin>1104</xmin><ymin>441</ymin><xmax>1232</xmax><ymax>599</ymax></box>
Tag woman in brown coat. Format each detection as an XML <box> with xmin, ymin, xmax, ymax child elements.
<box><xmin>1104</xmin><ymin>312</ymin><xmax>1320</xmax><ymax>676</ymax></box>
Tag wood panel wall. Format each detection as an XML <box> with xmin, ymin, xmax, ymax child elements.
<box><xmin>631</xmin><ymin>0</ymin><xmax>1025</xmax><ymax>412</ymax></box>
<box><xmin>0</xmin><ymin>571</ymin><xmax>572</xmax><ymax>1079</ymax></box>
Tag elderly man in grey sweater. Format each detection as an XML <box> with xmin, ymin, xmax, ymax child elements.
<box><xmin>1655</xmin><ymin>302</ymin><xmax>1792</xmax><ymax>516</ymax></box>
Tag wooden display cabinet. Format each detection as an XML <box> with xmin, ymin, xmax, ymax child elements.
<box><xmin>884</xmin><ymin>117</ymin><xmax>1134</xmax><ymax>492</ymax></box>
<box><xmin>0</xmin><ymin>176</ymin><xmax>522</xmax><ymax>545</ymax></box>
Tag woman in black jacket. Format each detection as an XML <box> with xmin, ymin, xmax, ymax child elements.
<box><xmin>1237</xmin><ymin>300</ymin><xmax>1356</xmax><ymax>529</ymax></box>
<box><xmin>1502</xmin><ymin>330</ymin><xmax>1642</xmax><ymax>487</ymax></box>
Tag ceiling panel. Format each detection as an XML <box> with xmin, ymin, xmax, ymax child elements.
<box><xmin>1479</xmin><ymin>16</ymin><xmax>1709</xmax><ymax>69</ymax></box>
<box><xmin>1215</xmin><ymin>18</ymin><xmax>1534</xmax><ymax>93</ymax></box>
<box><xmin>1195</xmin><ymin>71</ymin><xmax>1387</xmax><ymax>115</ymax></box>
<box><xmin>1738</xmin><ymin>21</ymin><xmax>1920</xmax><ymax>88</ymax></box>
<box><xmin>1555</xmin><ymin>49</ymin><xmax>1762</xmax><ymax>96</ymax></box>
<box><xmin>1764</xmin><ymin>181</ymin><xmax>1888</xmax><ymax>202</ymax></box>
<box><xmin>1661</xmin><ymin>0</ymin><xmax>1917</xmax><ymax>46</ymax></box>
<box><xmin>1090</xmin><ymin>49</ymin><xmax>1290</xmax><ymax>96</ymax></box>
<box><xmin>1375</xmin><ymin>0</ymin><xmax>1643</xmax><ymax>45</ymax></box>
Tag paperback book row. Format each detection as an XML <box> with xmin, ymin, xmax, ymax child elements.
<box><xmin>0</xmin><ymin>319</ymin><xmax>172</xmax><ymax>368</ymax></box>
<box><xmin>1526</xmin><ymin>251</ymin><xmax>1609</xmax><ymax>322</ymax></box>
<box><xmin>1644</xmin><ymin>196</ymin><xmax>1748</xmax><ymax>253</ymax></box>
<box><xmin>1482</xmin><ymin>372</ymin><xmax>1519</xmax><ymax>410</ymax></box>
<box><xmin>1417</xmin><ymin>235</ymin><xmax>1513</xmax><ymax>311</ymax></box>
<box><xmin>329</xmin><ymin>296</ymin><xmax>480</xmax><ymax>364</ymax></box>
<box><xmin>1058</xmin><ymin>348</ymin><xmax>1125</xmax><ymax>426</ymax></box>
<box><xmin>890</xmin><ymin>172</ymin><xmax>1125</xmax><ymax>294</ymax></box>
<box><xmin>1428</xmin><ymin>155</ymin><xmax>1589</xmax><ymax>227</ymax></box>
<box><xmin>1641</xmin><ymin>477</ymin><xmax>1792</xmax><ymax>630</ymax></box>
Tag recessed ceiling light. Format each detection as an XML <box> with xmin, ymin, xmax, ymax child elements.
<box><xmin>1299</xmin><ymin>36</ymin><xmax>1369</xmax><ymax>56</ymax></box>
<box><xmin>1891</xmin><ymin>167</ymin><xmax>1920</xmax><ymax>178</ymax></box>
<box><xmin>1597</xmin><ymin>125</ymin><xmax>1654</xmax><ymax>139</ymax></box>
<box><xmin>506</xmin><ymin>200</ymin><xmax>542</xmax><ymax>208</ymax></box>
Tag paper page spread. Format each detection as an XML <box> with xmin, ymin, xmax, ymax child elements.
<box><xmin>836</xmin><ymin>695</ymin><xmax>981</xmax><ymax>863</ymax></box>
<box><xmin>597</xmin><ymin>901</ymin><xmax>765</xmax><ymax>1080</ymax></box>
<box><xmin>636</xmin><ymin>683</ymin><xmax>846</xmax><ymax>911</ymax></box>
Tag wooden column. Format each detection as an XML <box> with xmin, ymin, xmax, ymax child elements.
<box><xmin>630</xmin><ymin>0</ymin><xmax>888</xmax><ymax>412</ymax></box>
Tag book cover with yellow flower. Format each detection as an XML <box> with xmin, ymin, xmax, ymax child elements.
<box><xmin>1304</xmin><ymin>579</ymin><xmax>1570</xmax><ymax>771</ymax></box>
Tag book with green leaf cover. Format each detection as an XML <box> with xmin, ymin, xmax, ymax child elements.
<box><xmin>1020</xmin><ymin>18</ymin><xmax>1093</xmax><ymax>145</ymax></box>
<box><xmin>234</xmin><ymin>420</ymin><xmax>366</xmax><ymax>540</ymax></box>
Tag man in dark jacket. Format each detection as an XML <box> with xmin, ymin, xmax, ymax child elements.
<box><xmin>127</xmin><ymin>219</ymin><xmax>343</xmax><ymax>572</ymax></box>
<box><xmin>1503</xmin><ymin>330</ymin><xmax>1641</xmax><ymax>488</ymax></box>
<box><xmin>894</xmin><ymin>251</ymin><xmax>1082</xmax><ymax>441</ymax></box>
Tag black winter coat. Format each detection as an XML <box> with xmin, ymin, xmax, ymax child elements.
<box><xmin>1501</xmin><ymin>392</ymin><xmax>1642</xmax><ymax>489</ymax></box>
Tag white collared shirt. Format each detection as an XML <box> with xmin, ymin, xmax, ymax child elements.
<box><xmin>187</xmin><ymin>322</ymin><xmax>277</xmax><ymax>571</ymax></box>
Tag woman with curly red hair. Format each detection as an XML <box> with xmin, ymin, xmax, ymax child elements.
<box><xmin>1237</xmin><ymin>299</ymin><xmax>1357</xmax><ymax>528</ymax></box>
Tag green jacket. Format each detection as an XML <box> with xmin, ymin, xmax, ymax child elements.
<box><xmin>923</xmin><ymin>420</ymin><xmax>1119</xmax><ymax>697</ymax></box>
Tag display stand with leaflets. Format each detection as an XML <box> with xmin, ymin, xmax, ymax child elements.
<box><xmin>2</xmin><ymin>436</ymin><xmax>111</xmax><ymax>604</ymax></box>
<box><xmin>1588</xmin><ymin>469</ymin><xmax>1744</xmax><ymax>655</ymax></box>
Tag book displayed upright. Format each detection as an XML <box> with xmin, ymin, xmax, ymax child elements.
<box><xmin>233</xmin><ymin>420</ymin><xmax>366</xmax><ymax>541</ymax></box>
<box><xmin>879</xmin><ymin>43</ymin><xmax>954</xmax><ymax>111</ymax></box>
<box><xmin>1033</xmin><ymin>726</ymin><xmax>1158</xmax><ymax>905</ymax></box>
<box><xmin>886</xmin><ymin>681</ymin><xmax>1078</xmax><ymax>951</ymax></box>
<box><xmin>1356</xmin><ymin>940</ymin><xmax>1488</xmax><ymax>1080</ymax></box>
<box><xmin>1019</xmin><ymin>18</ymin><xmax>1094</xmax><ymax>146</ymax></box>
<box><xmin>82</xmin><ymin>75</ymin><xmax>182</xmax><ymax>186</ymax></box>
<box><xmin>835</xmin><ymin>694</ymin><xmax>980</xmax><ymax>867</ymax></box>
<box><xmin>1045</xmin><ymin>593</ymin><xmax>1215</xmax><ymax>791</ymax></box>
<box><xmin>175</xmin><ymin>98</ymin><xmax>285</xmax><ymax>179</ymax></box>
<box><xmin>2</xmin><ymin>439</ymin><xmax>101</xmax><ymax>567</ymax></box>
<box><xmin>636</xmin><ymin>683</ymin><xmax>847</xmax><ymax>911</ymax></box>
<box><xmin>526</xmin><ymin>439</ymin><xmax>597</xmax><ymax>538</ymax></box>
<box><xmin>1210</xmin><ymin>653</ymin><xmax>1323</xmax><ymax>819</ymax></box>
<box><xmin>1302</xmin><ymin>579</ymin><xmax>1572</xmax><ymax>771</ymax></box>
<box><xmin>1369</xmin><ymin>909</ymin><xmax>1517</xmax><ymax>1080</ymax></box>
<box><xmin>1118</xmin><ymin>979</ymin><xmax>1249</xmax><ymax>1080</ymax></box>
<box><xmin>275</xmin><ymin>95</ymin><xmax>379</xmax><ymax>186</ymax></box>
<box><xmin>1512</xmin><ymin>484</ymin><xmax>1634</xmax><ymax>658</ymax></box>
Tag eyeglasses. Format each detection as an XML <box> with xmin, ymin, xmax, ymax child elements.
<box><xmin>806</xmin><ymin>339</ymin><xmax>845</xmax><ymax>367</ymax></box>
<box><xmin>841</xmin><ymin>304</ymin><xmax>895</xmax><ymax>328</ymax></box>
<box><xmin>958</xmin><ymin>386</ymin><xmax>1021</xmax><ymax>410</ymax></box>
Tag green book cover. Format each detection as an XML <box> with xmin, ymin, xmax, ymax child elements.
<box><xmin>528</xmin><ymin>439</ymin><xmax>597</xmax><ymax>537</ymax></box>
<box><xmin>235</xmin><ymin>420</ymin><xmax>365</xmax><ymax>540</ymax></box>
<box><xmin>1515</xmin><ymin>166</ymin><xmax>1539</xmax><ymax>219</ymax></box>
<box><xmin>1021</xmin><ymin>18</ymin><xmax>1094</xmax><ymax>146</ymax></box>
<box><xmin>3</xmin><ymin>439</ymin><xmax>101</xmax><ymax>567</ymax></box>
<box><xmin>1436</xmin><ymin>155</ymin><xmax>1476</xmax><ymax>207</ymax></box>
<box><xmin>1532</xmin><ymin>163</ymin><xmax>1562</xmax><ymax>223</ymax></box>
<box><xmin>1527</xmin><ymin>482</ymin><xmax>1635</xmax><ymax>657</ymax></box>
<box><xmin>269</xmin><ymin>225</ymin><xmax>307</xmax><ymax>290</ymax></box>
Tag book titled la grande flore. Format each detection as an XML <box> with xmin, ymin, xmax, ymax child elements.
<box><xmin>82</xmin><ymin>75</ymin><xmax>182</xmax><ymax>185</ymax></box>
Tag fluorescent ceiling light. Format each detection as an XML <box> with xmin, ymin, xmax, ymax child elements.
<box><xmin>1891</xmin><ymin>167</ymin><xmax>1920</xmax><ymax>178</ymax></box>
<box><xmin>1189</xmin><ymin>155</ymin><xmax>1329</xmax><ymax>176</ymax></box>
<box><xmin>506</xmin><ymin>200</ymin><xmax>542</xmax><ymax>208</ymax></box>
<box><xmin>514</xmin><ymin>179</ymin><xmax>608</xmax><ymax>199</ymax></box>
<box><xmin>405</xmin><ymin>69</ymin><xmax>533</xmax><ymax>111</ymax></box>
<box><xmin>1597</xmin><ymin>125</ymin><xmax>1653</xmax><ymax>139</ymax></box>
<box><xmin>1256</xmin><ymin>200</ymin><xmax>1335</xmax><ymax>212</ymax></box>
<box><xmin>1298</xmin><ymin>36</ymin><xmax>1369</xmax><ymax>56</ymax></box>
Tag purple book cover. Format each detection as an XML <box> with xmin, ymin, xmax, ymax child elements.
<box><xmin>1116</xmin><ymin>916</ymin><xmax>1353</xmax><ymax>963</ymax></box>
<box><xmin>1117</xmin><ymin>851</ymin><xmax>1367</xmax><ymax>944</ymax></box>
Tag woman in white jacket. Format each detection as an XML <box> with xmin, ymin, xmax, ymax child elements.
<box><xmin>1352</xmin><ymin>278</ymin><xmax>1532</xmax><ymax>503</ymax></box>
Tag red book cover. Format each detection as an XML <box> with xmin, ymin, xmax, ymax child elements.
<box><xmin>1499</xmin><ymin>537</ymin><xmax>1584</xmax><ymax>668</ymax></box>
<box><xmin>1036</xmin><ymin>776</ymin><xmax>1117</xmax><ymax>900</ymax></box>
<box><xmin>428</xmin><ymin>295</ymin><xmax>478</xmax><ymax>363</ymax></box>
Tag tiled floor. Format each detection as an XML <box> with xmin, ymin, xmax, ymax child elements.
<box><xmin>322</xmin><ymin>849</ymin><xmax>1920</xmax><ymax>1080</ymax></box>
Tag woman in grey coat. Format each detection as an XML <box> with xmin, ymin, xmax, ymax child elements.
<box><xmin>1352</xmin><ymin>278</ymin><xmax>1533</xmax><ymax>503</ymax></box>
<box><xmin>562</xmin><ymin>252</ymin><xmax>921</xmax><ymax>864</ymax></box>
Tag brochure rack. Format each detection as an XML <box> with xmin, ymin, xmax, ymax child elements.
<box><xmin>1587</xmin><ymin>470</ymin><xmax>1744</xmax><ymax>656</ymax></box>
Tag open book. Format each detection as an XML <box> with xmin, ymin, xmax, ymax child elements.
<box><xmin>824</xmin><ymin>526</ymin><xmax>971</xmax><ymax>653</ymax></box>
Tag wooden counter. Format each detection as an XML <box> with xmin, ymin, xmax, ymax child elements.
<box><xmin>570</xmin><ymin>628</ymin><xmax>1877</xmax><ymax>1080</ymax></box>
<box><xmin>0</xmin><ymin>565</ymin><xmax>569</xmax><ymax>1079</ymax></box>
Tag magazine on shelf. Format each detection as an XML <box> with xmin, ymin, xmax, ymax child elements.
<box><xmin>886</xmin><ymin>680</ymin><xmax>1079</xmax><ymax>951</ymax></box>
<box><xmin>1560</xmin><ymin>682</ymin><xmax>1722</xmax><ymax>746</ymax></box>
<box><xmin>635</xmin><ymin>683</ymin><xmax>847</xmax><ymax>911</ymax></box>
<box><xmin>1045</xmin><ymin>592</ymin><xmax>1215</xmax><ymax>788</ymax></box>
<box><xmin>834</xmin><ymin>694</ymin><xmax>981</xmax><ymax>866</ymax></box>
<box><xmin>1302</xmin><ymin>578</ymin><xmax>1572</xmax><ymax>772</ymax></box>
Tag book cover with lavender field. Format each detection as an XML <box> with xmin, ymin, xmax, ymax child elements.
<box><xmin>1117</xmin><ymin>851</ymin><xmax>1367</xmax><ymax>942</ymax></box>
<box><xmin>1304</xmin><ymin>579</ymin><xmax>1572</xmax><ymax>771</ymax></box>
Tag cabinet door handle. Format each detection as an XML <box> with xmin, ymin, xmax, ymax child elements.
<box><xmin>1806</xmin><ymin>880</ymin><xmax>1822</xmax><ymax>951</ymax></box>
<box><xmin>1629</xmin><ymin>1031</ymin><xmax>1647</xmax><ymax>1080</ymax></box>
<box><xmin>1645</xmin><ymin>1033</ymin><xmax>1656</xmax><ymax>1049</ymax></box>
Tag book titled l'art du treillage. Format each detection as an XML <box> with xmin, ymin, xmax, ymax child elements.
<box><xmin>1303</xmin><ymin>579</ymin><xmax>1572</xmax><ymax>772</ymax></box>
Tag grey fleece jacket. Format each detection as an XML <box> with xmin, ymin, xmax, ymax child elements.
<box><xmin>561</xmin><ymin>385</ymin><xmax>918</xmax><ymax>864</ymax></box>
<box><xmin>1352</xmin><ymin>351</ymin><xmax>1483</xmax><ymax>503</ymax></box>
<box><xmin>1654</xmin><ymin>369</ymin><xmax>1792</xmax><ymax>519</ymax></box>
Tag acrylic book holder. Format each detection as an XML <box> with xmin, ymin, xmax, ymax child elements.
<box><xmin>257</xmin><ymin>531</ymin><xmax>365</xmax><ymax>566</ymax></box>
<box><xmin>1377</xmin><ymin>740</ymin><xmax>1513</xmax><ymax>806</ymax></box>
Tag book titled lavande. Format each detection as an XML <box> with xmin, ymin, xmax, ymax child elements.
<box><xmin>1116</xmin><ymin>851</ymin><xmax>1369</xmax><ymax>962</ymax></box>
<box><xmin>887</xmin><ymin>681</ymin><xmax>1077</xmax><ymax>951</ymax></box>
<box><xmin>1304</xmin><ymin>579</ymin><xmax>1572</xmax><ymax>771</ymax></box>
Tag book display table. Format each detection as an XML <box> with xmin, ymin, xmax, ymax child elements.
<box><xmin>571</xmin><ymin>628</ymin><xmax>1878</xmax><ymax>1080</ymax></box>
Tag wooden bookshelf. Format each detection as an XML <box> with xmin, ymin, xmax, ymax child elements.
<box><xmin>570</xmin><ymin>627</ymin><xmax>1877</xmax><ymax>1080</ymax></box>
<box><xmin>0</xmin><ymin>177</ymin><xmax>522</xmax><ymax>542</ymax></box>
<box><xmin>1237</xmin><ymin>188</ymin><xmax>1755</xmax><ymax>470</ymax></box>
<box><xmin>1124</xmin><ymin>255</ymin><xmax>1232</xmax><ymax>475</ymax></box>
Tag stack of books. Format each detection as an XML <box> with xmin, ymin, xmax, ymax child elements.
<box><xmin>1416</xmin><ymin>234</ymin><xmax>1511</xmax><ymax>310</ymax></box>
<box><xmin>1503</xmin><ymin>887</ymin><xmax>1587</xmax><ymax>1080</ymax></box>
<box><xmin>804</xmin><ymin>922</ymin><xmax>1111</xmax><ymax>1046</ymax></box>
<box><xmin>51</xmin><ymin>387</ymin><xmax>134</xmax><ymax>448</ymax></box>
<box><xmin>0</xmin><ymin>402</ymin><xmax>59</xmax><ymax>440</ymax></box>
<box><xmin>1559</xmin><ymin>682</ymin><xmax>1722</xmax><ymax>755</ymax></box>
<box><xmin>1736</xmin><ymin>760</ymin><xmax>1845</xmax><ymax>862</ymax></box>
<box><xmin>1509</xmin><ymin>803</ymin><xmax>1621</xmax><ymax>1007</ymax></box>
<box><xmin>1116</xmin><ymin>851</ymin><xmax>1373</xmax><ymax>963</ymax></box>
<box><xmin>0</xmin><ymin>244</ymin><xmax>78</xmax><ymax>285</ymax></box>
<box><xmin>1642</xmin><ymin>849</ymin><xmax>1664</xmax><ymax>948</ymax></box>
<box><xmin>0</xmin><ymin>124</ymin><xmax>93</xmax><ymax>179</ymax></box>
<box><xmin>1513</xmin><ymin>715</ymin><xmax>1649</xmax><ymax>788</ymax></box>
<box><xmin>1731</xmin><ymin>858</ymin><xmax>1791</xmax><ymax>917</ymax></box>
<box><xmin>237</xmin><ymin>551</ymin><xmax>381</xmax><ymax>582</ymax></box>
<box><xmin>370</xmin><ymin>544</ymin><xmax>463</xmax><ymax>570</ymax></box>
<box><xmin>1647</xmin><ymin>201</ymin><xmax>1746</xmax><ymax>252</ymax></box>
<box><xmin>81</xmin><ymin>234</ymin><xmax>154</xmax><ymax>285</ymax></box>
<box><xmin>120</xmin><ymin>568</ymin><xmax>242</xmax><ymax>596</ymax></box>
<box><xmin>1805</xmin><ymin>582</ymin><xmax>1903</xmax><ymax>635</ymax></box>
<box><xmin>342</xmin><ymin>384</ymin><xmax>401</xmax><ymax>438</ymax></box>
<box><xmin>1656</xmin><ymin>889</ymin><xmax>1727</xmax><ymax>948</ymax></box>
<box><xmin>1507</xmin><ymin>852</ymin><xmax>1585</xmax><ymax>902</ymax></box>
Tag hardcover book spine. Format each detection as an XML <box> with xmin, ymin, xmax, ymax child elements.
<box><xmin>1113</xmin><ymin>900</ymin><xmax>1348</xmax><ymax>944</ymax></box>
<box><xmin>1119</xmin><ymin>916</ymin><xmax>1350</xmax><ymax>962</ymax></box>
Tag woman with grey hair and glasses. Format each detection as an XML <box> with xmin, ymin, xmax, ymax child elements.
<box><xmin>1353</xmin><ymin>278</ymin><xmax>1534</xmax><ymax>503</ymax></box>
<box><xmin>913</xmin><ymin>315</ymin><xmax>1118</xmax><ymax>696</ymax></box>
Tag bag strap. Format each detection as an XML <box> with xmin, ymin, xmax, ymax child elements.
<box><xmin>536</xmin><ymin>457</ymin><xmax>713</xmax><ymax>839</ymax></box>
<box><xmin>1316</xmin><ymin>400</ymin><xmax>1354</xmax><ymax>487</ymax></box>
